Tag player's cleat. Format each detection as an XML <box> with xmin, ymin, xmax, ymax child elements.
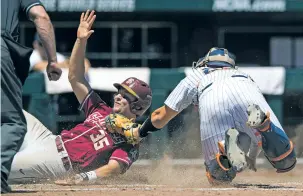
<box><xmin>246</xmin><ymin>104</ymin><xmax>270</xmax><ymax>131</ymax></box>
<box><xmin>246</xmin><ymin>103</ymin><xmax>297</xmax><ymax>173</ymax></box>
<box><xmin>225</xmin><ymin>128</ymin><xmax>247</xmax><ymax>172</ymax></box>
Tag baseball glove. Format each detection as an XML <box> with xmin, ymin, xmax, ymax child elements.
<box><xmin>105</xmin><ymin>113</ymin><xmax>141</xmax><ymax>145</ymax></box>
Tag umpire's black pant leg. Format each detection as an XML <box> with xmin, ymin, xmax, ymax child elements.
<box><xmin>1</xmin><ymin>43</ymin><xmax>27</xmax><ymax>192</ymax></box>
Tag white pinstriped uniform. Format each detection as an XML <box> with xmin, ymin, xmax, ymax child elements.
<box><xmin>164</xmin><ymin>67</ymin><xmax>284</xmax><ymax>164</ymax></box>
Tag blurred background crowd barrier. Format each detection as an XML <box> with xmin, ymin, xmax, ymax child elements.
<box><xmin>20</xmin><ymin>0</ymin><xmax>303</xmax><ymax>160</ymax></box>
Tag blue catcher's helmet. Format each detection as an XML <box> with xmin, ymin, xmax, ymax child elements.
<box><xmin>193</xmin><ymin>47</ymin><xmax>236</xmax><ymax>69</ymax></box>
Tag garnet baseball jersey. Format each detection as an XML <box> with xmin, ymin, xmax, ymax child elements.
<box><xmin>61</xmin><ymin>90</ymin><xmax>139</xmax><ymax>172</ymax></box>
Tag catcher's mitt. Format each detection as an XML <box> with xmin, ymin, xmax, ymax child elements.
<box><xmin>105</xmin><ymin>113</ymin><xmax>141</xmax><ymax>145</ymax></box>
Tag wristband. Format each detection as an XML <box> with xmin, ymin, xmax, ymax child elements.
<box><xmin>79</xmin><ymin>171</ymin><xmax>97</xmax><ymax>182</ymax></box>
<box><xmin>139</xmin><ymin>116</ymin><xmax>160</xmax><ymax>138</ymax></box>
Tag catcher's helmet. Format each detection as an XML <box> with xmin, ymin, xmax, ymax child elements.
<box><xmin>114</xmin><ymin>77</ymin><xmax>152</xmax><ymax>116</ymax></box>
<box><xmin>193</xmin><ymin>47</ymin><xmax>236</xmax><ymax>68</ymax></box>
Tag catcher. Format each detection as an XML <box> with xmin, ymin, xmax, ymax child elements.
<box><xmin>125</xmin><ymin>47</ymin><xmax>296</xmax><ymax>185</ymax></box>
<box><xmin>8</xmin><ymin>10</ymin><xmax>151</xmax><ymax>185</ymax></box>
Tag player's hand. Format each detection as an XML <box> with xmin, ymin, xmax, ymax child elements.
<box><xmin>77</xmin><ymin>10</ymin><xmax>96</xmax><ymax>40</ymax></box>
<box><xmin>54</xmin><ymin>175</ymin><xmax>82</xmax><ymax>186</ymax></box>
<box><xmin>54</xmin><ymin>174</ymin><xmax>86</xmax><ymax>186</ymax></box>
<box><xmin>55</xmin><ymin>171</ymin><xmax>97</xmax><ymax>186</ymax></box>
<box><xmin>54</xmin><ymin>179</ymin><xmax>76</xmax><ymax>186</ymax></box>
<box><xmin>46</xmin><ymin>62</ymin><xmax>62</xmax><ymax>81</ymax></box>
<box><xmin>105</xmin><ymin>113</ymin><xmax>141</xmax><ymax>145</ymax></box>
<box><xmin>105</xmin><ymin>113</ymin><xmax>133</xmax><ymax>134</ymax></box>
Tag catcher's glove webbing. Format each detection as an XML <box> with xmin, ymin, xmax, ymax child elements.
<box><xmin>105</xmin><ymin>113</ymin><xmax>141</xmax><ymax>145</ymax></box>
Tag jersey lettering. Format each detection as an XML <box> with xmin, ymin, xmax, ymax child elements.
<box><xmin>90</xmin><ymin>129</ymin><xmax>110</xmax><ymax>150</ymax></box>
<box><xmin>86</xmin><ymin>112</ymin><xmax>105</xmax><ymax>128</ymax></box>
<box><xmin>109</xmin><ymin>132</ymin><xmax>126</xmax><ymax>145</ymax></box>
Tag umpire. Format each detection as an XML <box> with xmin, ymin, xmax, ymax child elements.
<box><xmin>1</xmin><ymin>0</ymin><xmax>62</xmax><ymax>193</ymax></box>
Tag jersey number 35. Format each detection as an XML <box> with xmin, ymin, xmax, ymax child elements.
<box><xmin>90</xmin><ymin>129</ymin><xmax>110</xmax><ymax>150</ymax></box>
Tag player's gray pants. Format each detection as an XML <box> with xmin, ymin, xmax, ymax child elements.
<box><xmin>8</xmin><ymin>110</ymin><xmax>72</xmax><ymax>184</ymax></box>
<box><xmin>199</xmin><ymin>76</ymin><xmax>282</xmax><ymax>164</ymax></box>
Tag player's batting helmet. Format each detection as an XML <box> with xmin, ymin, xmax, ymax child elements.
<box><xmin>193</xmin><ymin>47</ymin><xmax>236</xmax><ymax>68</ymax></box>
<box><xmin>114</xmin><ymin>77</ymin><xmax>152</xmax><ymax>116</ymax></box>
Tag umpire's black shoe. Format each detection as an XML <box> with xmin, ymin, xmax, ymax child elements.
<box><xmin>1</xmin><ymin>172</ymin><xmax>12</xmax><ymax>194</ymax></box>
<box><xmin>1</xmin><ymin>183</ymin><xmax>12</xmax><ymax>194</ymax></box>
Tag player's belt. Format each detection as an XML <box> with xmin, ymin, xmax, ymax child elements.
<box><xmin>55</xmin><ymin>136</ymin><xmax>72</xmax><ymax>171</ymax></box>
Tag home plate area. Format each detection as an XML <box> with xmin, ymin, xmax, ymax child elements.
<box><xmin>7</xmin><ymin>162</ymin><xmax>303</xmax><ymax>196</ymax></box>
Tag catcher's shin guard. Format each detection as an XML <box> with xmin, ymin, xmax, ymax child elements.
<box><xmin>205</xmin><ymin>154</ymin><xmax>237</xmax><ymax>185</ymax></box>
<box><xmin>246</xmin><ymin>104</ymin><xmax>296</xmax><ymax>173</ymax></box>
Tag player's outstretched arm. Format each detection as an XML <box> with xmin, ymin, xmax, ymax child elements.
<box><xmin>151</xmin><ymin>105</ymin><xmax>179</xmax><ymax>128</ymax></box>
<box><xmin>68</xmin><ymin>10</ymin><xmax>96</xmax><ymax>104</ymax></box>
<box><xmin>55</xmin><ymin>160</ymin><xmax>121</xmax><ymax>185</ymax></box>
<box><xmin>139</xmin><ymin>75</ymin><xmax>198</xmax><ymax>138</ymax></box>
<box><xmin>139</xmin><ymin>105</ymin><xmax>179</xmax><ymax>138</ymax></box>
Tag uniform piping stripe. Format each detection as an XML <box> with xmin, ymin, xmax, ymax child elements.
<box><xmin>63</xmin><ymin>125</ymin><xmax>96</xmax><ymax>144</ymax></box>
<box><xmin>25</xmin><ymin>3</ymin><xmax>42</xmax><ymax>16</ymax></box>
<box><xmin>78</xmin><ymin>90</ymin><xmax>94</xmax><ymax>111</ymax></box>
<box><xmin>110</xmin><ymin>156</ymin><xmax>130</xmax><ymax>166</ymax></box>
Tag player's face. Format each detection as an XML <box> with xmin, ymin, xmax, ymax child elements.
<box><xmin>113</xmin><ymin>89</ymin><xmax>137</xmax><ymax>115</ymax></box>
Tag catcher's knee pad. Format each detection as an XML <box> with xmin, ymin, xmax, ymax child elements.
<box><xmin>205</xmin><ymin>154</ymin><xmax>237</xmax><ymax>185</ymax></box>
<box><xmin>246</xmin><ymin>104</ymin><xmax>297</xmax><ymax>173</ymax></box>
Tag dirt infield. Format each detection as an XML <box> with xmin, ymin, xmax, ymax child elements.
<box><xmin>7</xmin><ymin>163</ymin><xmax>303</xmax><ymax>196</ymax></box>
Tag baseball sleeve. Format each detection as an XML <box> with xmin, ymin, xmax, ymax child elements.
<box><xmin>109</xmin><ymin>145</ymin><xmax>139</xmax><ymax>174</ymax></box>
<box><xmin>21</xmin><ymin>0</ymin><xmax>44</xmax><ymax>17</ymax></box>
<box><xmin>78</xmin><ymin>90</ymin><xmax>109</xmax><ymax>118</ymax></box>
<box><xmin>164</xmin><ymin>73</ymin><xmax>199</xmax><ymax>112</ymax></box>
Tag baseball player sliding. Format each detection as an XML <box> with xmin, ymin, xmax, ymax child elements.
<box><xmin>8</xmin><ymin>10</ymin><xmax>151</xmax><ymax>185</ymax></box>
<box><xmin>135</xmin><ymin>47</ymin><xmax>296</xmax><ymax>185</ymax></box>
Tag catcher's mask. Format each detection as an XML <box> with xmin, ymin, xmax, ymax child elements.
<box><xmin>193</xmin><ymin>47</ymin><xmax>236</xmax><ymax>69</ymax></box>
<box><xmin>114</xmin><ymin>77</ymin><xmax>152</xmax><ymax>116</ymax></box>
